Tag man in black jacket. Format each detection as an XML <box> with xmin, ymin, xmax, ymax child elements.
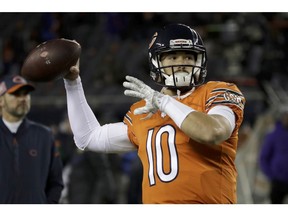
<box><xmin>0</xmin><ymin>75</ymin><xmax>63</xmax><ymax>204</ymax></box>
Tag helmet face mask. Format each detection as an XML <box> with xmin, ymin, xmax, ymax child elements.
<box><xmin>148</xmin><ymin>24</ymin><xmax>207</xmax><ymax>91</ymax></box>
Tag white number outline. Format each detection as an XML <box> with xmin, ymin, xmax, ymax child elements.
<box><xmin>146</xmin><ymin>125</ymin><xmax>179</xmax><ymax>186</ymax></box>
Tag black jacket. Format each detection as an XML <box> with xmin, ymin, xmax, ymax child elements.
<box><xmin>0</xmin><ymin>118</ymin><xmax>64</xmax><ymax>204</ymax></box>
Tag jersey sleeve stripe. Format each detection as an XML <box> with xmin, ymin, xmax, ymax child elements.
<box><xmin>210</xmin><ymin>88</ymin><xmax>243</xmax><ymax>96</ymax></box>
<box><xmin>205</xmin><ymin>87</ymin><xmax>245</xmax><ymax>111</ymax></box>
<box><xmin>206</xmin><ymin>100</ymin><xmax>244</xmax><ymax>111</ymax></box>
<box><xmin>124</xmin><ymin>112</ymin><xmax>133</xmax><ymax>126</ymax></box>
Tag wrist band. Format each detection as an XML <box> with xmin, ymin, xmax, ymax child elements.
<box><xmin>160</xmin><ymin>95</ymin><xmax>196</xmax><ymax>128</ymax></box>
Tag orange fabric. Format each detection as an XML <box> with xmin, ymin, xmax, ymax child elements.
<box><xmin>6</xmin><ymin>84</ymin><xmax>27</xmax><ymax>93</ymax></box>
<box><xmin>123</xmin><ymin>81</ymin><xmax>245</xmax><ymax>204</ymax></box>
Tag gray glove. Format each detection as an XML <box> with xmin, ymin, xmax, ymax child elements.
<box><xmin>123</xmin><ymin>75</ymin><xmax>164</xmax><ymax>117</ymax></box>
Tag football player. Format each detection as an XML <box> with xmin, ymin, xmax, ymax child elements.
<box><xmin>64</xmin><ymin>23</ymin><xmax>246</xmax><ymax>204</ymax></box>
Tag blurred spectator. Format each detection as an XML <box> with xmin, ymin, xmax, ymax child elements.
<box><xmin>0</xmin><ymin>75</ymin><xmax>63</xmax><ymax>204</ymax></box>
<box><xmin>2</xmin><ymin>40</ymin><xmax>19</xmax><ymax>76</ymax></box>
<box><xmin>54</xmin><ymin>114</ymin><xmax>77</xmax><ymax>167</ymax></box>
<box><xmin>67</xmin><ymin>151</ymin><xmax>119</xmax><ymax>204</ymax></box>
<box><xmin>105</xmin><ymin>13</ymin><xmax>130</xmax><ymax>40</ymax></box>
<box><xmin>259</xmin><ymin>106</ymin><xmax>288</xmax><ymax>204</ymax></box>
<box><xmin>40</xmin><ymin>13</ymin><xmax>62</xmax><ymax>41</ymax></box>
<box><xmin>120</xmin><ymin>151</ymin><xmax>142</xmax><ymax>204</ymax></box>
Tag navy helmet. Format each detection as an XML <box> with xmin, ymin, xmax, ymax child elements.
<box><xmin>148</xmin><ymin>23</ymin><xmax>207</xmax><ymax>91</ymax></box>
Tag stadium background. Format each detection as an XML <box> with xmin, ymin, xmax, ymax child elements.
<box><xmin>1</xmin><ymin>12</ymin><xmax>288</xmax><ymax>204</ymax></box>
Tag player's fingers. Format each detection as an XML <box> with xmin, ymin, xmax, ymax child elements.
<box><xmin>125</xmin><ymin>76</ymin><xmax>145</xmax><ymax>87</ymax></box>
<box><xmin>123</xmin><ymin>81</ymin><xmax>139</xmax><ymax>91</ymax></box>
<box><xmin>124</xmin><ymin>90</ymin><xmax>145</xmax><ymax>99</ymax></box>
<box><xmin>75</xmin><ymin>58</ymin><xmax>80</xmax><ymax>68</ymax></box>
<box><xmin>70</xmin><ymin>65</ymin><xmax>79</xmax><ymax>73</ymax></box>
<box><xmin>134</xmin><ymin>107</ymin><xmax>149</xmax><ymax>115</ymax></box>
<box><xmin>64</xmin><ymin>65</ymin><xmax>79</xmax><ymax>80</ymax></box>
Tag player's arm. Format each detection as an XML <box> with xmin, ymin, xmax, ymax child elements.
<box><xmin>160</xmin><ymin>96</ymin><xmax>235</xmax><ymax>145</ymax></box>
<box><xmin>123</xmin><ymin>76</ymin><xmax>235</xmax><ymax>146</ymax></box>
<box><xmin>63</xmin><ymin>64</ymin><xmax>136</xmax><ymax>153</ymax></box>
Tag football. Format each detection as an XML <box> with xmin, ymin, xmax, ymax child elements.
<box><xmin>21</xmin><ymin>38</ymin><xmax>81</xmax><ymax>82</ymax></box>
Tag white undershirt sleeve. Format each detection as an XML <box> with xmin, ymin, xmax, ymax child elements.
<box><xmin>207</xmin><ymin>105</ymin><xmax>236</xmax><ymax>135</ymax></box>
<box><xmin>64</xmin><ymin>77</ymin><xmax>136</xmax><ymax>153</ymax></box>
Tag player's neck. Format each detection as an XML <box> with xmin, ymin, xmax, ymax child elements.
<box><xmin>161</xmin><ymin>87</ymin><xmax>176</xmax><ymax>96</ymax></box>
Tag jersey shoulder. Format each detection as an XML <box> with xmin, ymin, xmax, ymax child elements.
<box><xmin>204</xmin><ymin>80</ymin><xmax>246</xmax><ymax>111</ymax></box>
<box><xmin>206</xmin><ymin>81</ymin><xmax>243</xmax><ymax>93</ymax></box>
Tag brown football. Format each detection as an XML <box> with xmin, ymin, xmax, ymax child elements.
<box><xmin>21</xmin><ymin>38</ymin><xmax>81</xmax><ymax>82</ymax></box>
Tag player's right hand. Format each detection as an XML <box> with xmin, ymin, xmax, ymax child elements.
<box><xmin>64</xmin><ymin>59</ymin><xmax>80</xmax><ymax>80</ymax></box>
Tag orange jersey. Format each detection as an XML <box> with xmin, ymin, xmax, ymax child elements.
<box><xmin>123</xmin><ymin>81</ymin><xmax>245</xmax><ymax>204</ymax></box>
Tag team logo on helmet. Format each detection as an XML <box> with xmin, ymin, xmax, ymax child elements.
<box><xmin>149</xmin><ymin>32</ymin><xmax>158</xmax><ymax>49</ymax></box>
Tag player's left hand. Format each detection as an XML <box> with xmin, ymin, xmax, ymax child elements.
<box><xmin>123</xmin><ymin>76</ymin><xmax>164</xmax><ymax>116</ymax></box>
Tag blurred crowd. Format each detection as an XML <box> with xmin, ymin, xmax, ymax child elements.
<box><xmin>1</xmin><ymin>12</ymin><xmax>288</xmax><ymax>204</ymax></box>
